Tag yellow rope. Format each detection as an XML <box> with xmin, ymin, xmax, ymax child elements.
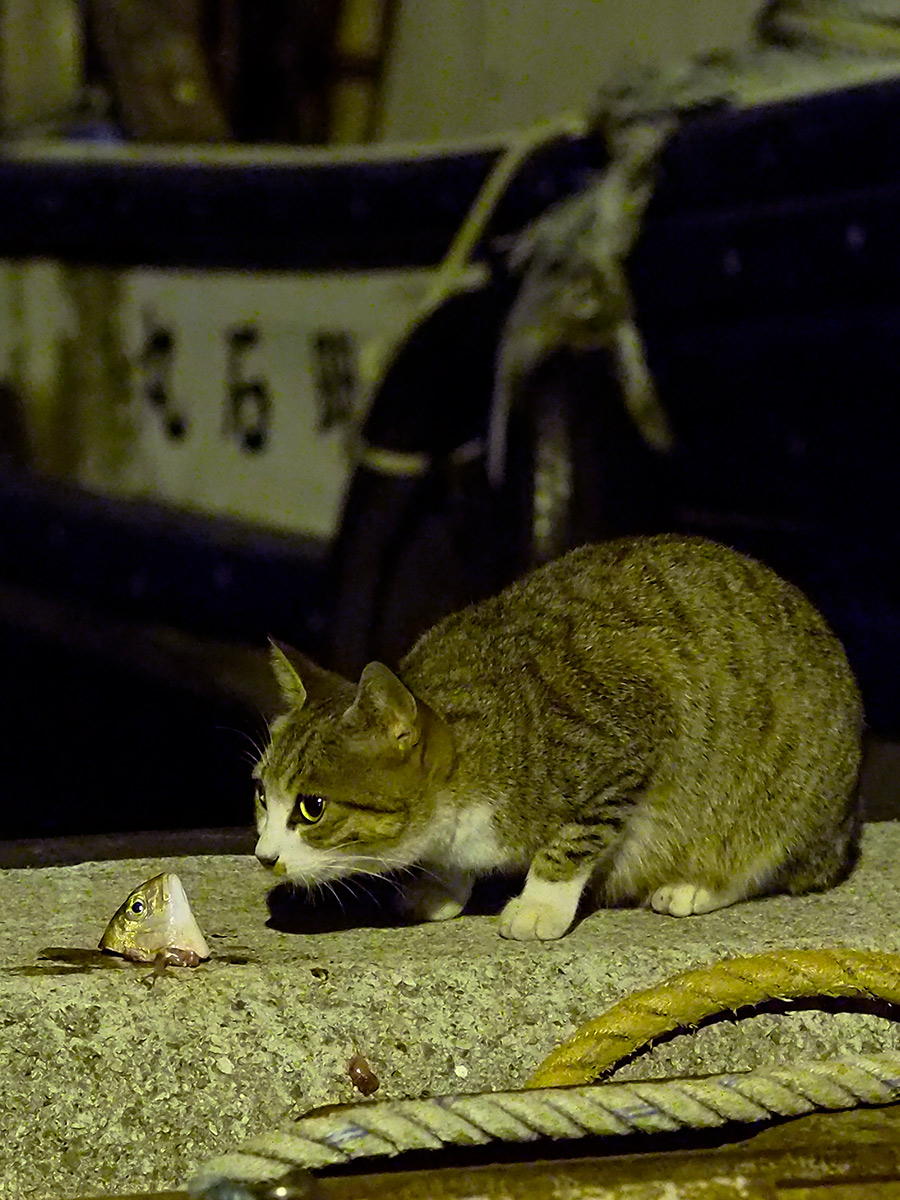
<box><xmin>356</xmin><ymin>112</ymin><xmax>588</xmax><ymax>419</ymax></box>
<box><xmin>527</xmin><ymin>948</ymin><xmax>900</xmax><ymax>1088</ymax></box>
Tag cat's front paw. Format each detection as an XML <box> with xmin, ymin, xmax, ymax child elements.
<box><xmin>401</xmin><ymin>869</ymin><xmax>473</xmax><ymax>923</ymax></box>
<box><xmin>406</xmin><ymin>887</ymin><xmax>465</xmax><ymax>923</ymax></box>
<box><xmin>498</xmin><ymin>894</ymin><xmax>572</xmax><ymax>941</ymax></box>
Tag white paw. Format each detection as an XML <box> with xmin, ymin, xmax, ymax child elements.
<box><xmin>401</xmin><ymin>875</ymin><xmax>469</xmax><ymax>923</ymax></box>
<box><xmin>415</xmin><ymin>892</ymin><xmax>465</xmax><ymax>922</ymax></box>
<box><xmin>650</xmin><ymin>882</ymin><xmax>730</xmax><ymax>916</ymax></box>
<box><xmin>498</xmin><ymin>895</ymin><xmax>572</xmax><ymax>941</ymax></box>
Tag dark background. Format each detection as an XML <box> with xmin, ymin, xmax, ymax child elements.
<box><xmin>2</xmin><ymin>16</ymin><xmax>899</xmax><ymax>856</ymax></box>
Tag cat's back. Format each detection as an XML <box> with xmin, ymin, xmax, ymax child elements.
<box><xmin>514</xmin><ymin>534</ymin><xmax>828</xmax><ymax>638</ymax></box>
<box><xmin>401</xmin><ymin>534</ymin><xmax>860</xmax><ymax>724</ymax></box>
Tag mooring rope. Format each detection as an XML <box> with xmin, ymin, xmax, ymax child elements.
<box><xmin>192</xmin><ymin>1052</ymin><xmax>900</xmax><ymax>1194</ymax></box>
<box><xmin>189</xmin><ymin>949</ymin><xmax>900</xmax><ymax>1195</ymax></box>
<box><xmin>529</xmin><ymin>947</ymin><xmax>900</xmax><ymax>1087</ymax></box>
<box><xmin>354</xmin><ymin>110</ymin><xmax>588</xmax><ymax>480</ymax></box>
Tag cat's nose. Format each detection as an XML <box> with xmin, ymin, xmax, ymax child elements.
<box><xmin>256</xmin><ymin>852</ymin><xmax>278</xmax><ymax>870</ymax></box>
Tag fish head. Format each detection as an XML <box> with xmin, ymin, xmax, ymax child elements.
<box><xmin>99</xmin><ymin>872</ymin><xmax>210</xmax><ymax>964</ymax></box>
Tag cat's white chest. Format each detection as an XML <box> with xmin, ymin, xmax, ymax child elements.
<box><xmin>445</xmin><ymin>801</ymin><xmax>507</xmax><ymax>870</ymax></box>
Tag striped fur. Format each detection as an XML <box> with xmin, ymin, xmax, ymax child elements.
<box><xmin>255</xmin><ymin>535</ymin><xmax>863</xmax><ymax>939</ymax></box>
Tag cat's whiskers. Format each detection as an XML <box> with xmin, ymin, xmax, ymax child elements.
<box><xmin>404</xmin><ymin>862</ymin><xmax>441</xmax><ymax>884</ymax></box>
<box><xmin>347</xmin><ymin>866</ymin><xmax>398</xmax><ymax>892</ymax></box>
<box><xmin>337</xmin><ymin>851</ymin><xmax>422</xmax><ymax>879</ymax></box>
<box><xmin>216</xmin><ymin>725</ymin><xmax>268</xmax><ymax>768</ymax></box>
<box><xmin>217</xmin><ymin>725</ymin><xmax>263</xmax><ymax>754</ymax></box>
<box><xmin>250</xmin><ymin>703</ymin><xmax>272</xmax><ymax>750</ymax></box>
<box><xmin>322</xmin><ymin>878</ymin><xmax>346</xmax><ymax>913</ymax></box>
<box><xmin>381</xmin><ymin>863</ymin><xmax>422</xmax><ymax>886</ymax></box>
<box><xmin>341</xmin><ymin>876</ymin><xmax>379</xmax><ymax>909</ymax></box>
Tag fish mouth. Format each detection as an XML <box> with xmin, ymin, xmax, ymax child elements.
<box><xmin>164</xmin><ymin>875</ymin><xmax>211</xmax><ymax>959</ymax></box>
<box><xmin>147</xmin><ymin>873</ymin><xmax>169</xmax><ymax>904</ymax></box>
<box><xmin>165</xmin><ymin>874</ymin><xmax>184</xmax><ymax>905</ymax></box>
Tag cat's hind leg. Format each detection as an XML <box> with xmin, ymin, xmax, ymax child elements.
<box><xmin>648</xmin><ymin>881</ymin><xmax>746</xmax><ymax>916</ymax></box>
<box><xmin>603</xmin><ymin>799</ymin><xmax>773</xmax><ymax>916</ymax></box>
<box><xmin>776</xmin><ymin>807</ymin><xmax>861</xmax><ymax>896</ymax></box>
<box><xmin>638</xmin><ymin>799</ymin><xmax>860</xmax><ymax>917</ymax></box>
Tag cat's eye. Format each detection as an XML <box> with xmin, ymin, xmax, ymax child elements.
<box><xmin>253</xmin><ymin>781</ymin><xmax>266</xmax><ymax>810</ymax></box>
<box><xmin>297</xmin><ymin>793</ymin><xmax>326</xmax><ymax>824</ymax></box>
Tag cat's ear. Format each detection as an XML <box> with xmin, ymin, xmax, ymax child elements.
<box><xmin>343</xmin><ymin>662</ymin><xmax>419</xmax><ymax>749</ymax></box>
<box><xmin>269</xmin><ymin>640</ymin><xmax>308</xmax><ymax>708</ymax></box>
<box><xmin>269</xmin><ymin>639</ymin><xmax>353</xmax><ymax>710</ymax></box>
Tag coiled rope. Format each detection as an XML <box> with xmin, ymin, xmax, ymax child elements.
<box><xmin>190</xmin><ymin>949</ymin><xmax>900</xmax><ymax>1195</ymax></box>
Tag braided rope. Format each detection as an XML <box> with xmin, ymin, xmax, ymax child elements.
<box><xmin>528</xmin><ymin>948</ymin><xmax>900</xmax><ymax>1087</ymax></box>
<box><xmin>192</xmin><ymin>1051</ymin><xmax>900</xmax><ymax>1192</ymax></box>
<box><xmin>190</xmin><ymin>950</ymin><xmax>900</xmax><ymax>1195</ymax></box>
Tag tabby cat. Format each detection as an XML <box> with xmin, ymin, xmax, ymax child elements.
<box><xmin>254</xmin><ymin>535</ymin><xmax>863</xmax><ymax>940</ymax></box>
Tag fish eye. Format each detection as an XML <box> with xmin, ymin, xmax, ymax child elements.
<box><xmin>297</xmin><ymin>793</ymin><xmax>325</xmax><ymax>824</ymax></box>
<box><xmin>127</xmin><ymin>898</ymin><xmax>146</xmax><ymax>918</ymax></box>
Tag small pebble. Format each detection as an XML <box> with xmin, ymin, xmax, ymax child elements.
<box><xmin>348</xmin><ymin>1053</ymin><xmax>379</xmax><ymax>1095</ymax></box>
<box><xmin>217</xmin><ymin>1056</ymin><xmax>235</xmax><ymax>1075</ymax></box>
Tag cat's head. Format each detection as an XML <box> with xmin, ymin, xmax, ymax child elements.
<box><xmin>254</xmin><ymin>642</ymin><xmax>454</xmax><ymax>885</ymax></box>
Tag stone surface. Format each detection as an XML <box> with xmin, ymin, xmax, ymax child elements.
<box><xmin>2</xmin><ymin>823</ymin><xmax>900</xmax><ymax>1199</ymax></box>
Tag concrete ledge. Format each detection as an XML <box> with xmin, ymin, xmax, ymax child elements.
<box><xmin>3</xmin><ymin>822</ymin><xmax>900</xmax><ymax>1199</ymax></box>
